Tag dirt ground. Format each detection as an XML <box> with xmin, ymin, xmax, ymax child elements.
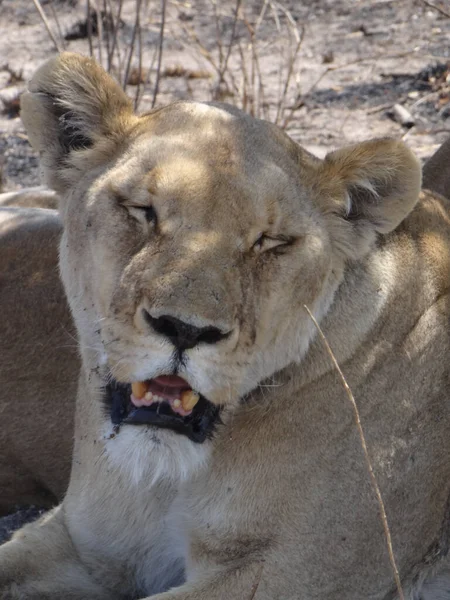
<box><xmin>0</xmin><ymin>0</ymin><xmax>449</xmax><ymax>539</ymax></box>
<box><xmin>0</xmin><ymin>0</ymin><xmax>450</xmax><ymax>191</ymax></box>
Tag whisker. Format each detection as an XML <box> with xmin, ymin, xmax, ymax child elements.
<box><xmin>258</xmin><ymin>382</ymin><xmax>285</xmax><ymax>388</ymax></box>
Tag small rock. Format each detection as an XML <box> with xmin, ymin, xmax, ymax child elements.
<box><xmin>387</xmin><ymin>104</ymin><xmax>415</xmax><ymax>128</ymax></box>
<box><xmin>0</xmin><ymin>86</ymin><xmax>25</xmax><ymax>119</ymax></box>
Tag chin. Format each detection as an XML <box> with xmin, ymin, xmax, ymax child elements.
<box><xmin>102</xmin><ymin>419</ymin><xmax>213</xmax><ymax>488</ymax></box>
<box><xmin>98</xmin><ymin>374</ymin><xmax>222</xmax><ymax>487</ymax></box>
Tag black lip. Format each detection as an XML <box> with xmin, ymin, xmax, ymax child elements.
<box><xmin>105</xmin><ymin>380</ymin><xmax>222</xmax><ymax>444</ymax></box>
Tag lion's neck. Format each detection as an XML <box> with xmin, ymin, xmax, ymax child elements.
<box><xmin>292</xmin><ymin>246</ymin><xmax>406</xmax><ymax>388</ymax></box>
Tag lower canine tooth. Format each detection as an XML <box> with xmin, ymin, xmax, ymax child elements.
<box><xmin>132</xmin><ymin>381</ymin><xmax>147</xmax><ymax>400</ymax></box>
<box><xmin>181</xmin><ymin>390</ymin><xmax>200</xmax><ymax>411</ymax></box>
<box><xmin>173</xmin><ymin>399</ymin><xmax>181</xmax><ymax>408</ymax></box>
<box><xmin>144</xmin><ymin>392</ymin><xmax>153</xmax><ymax>401</ymax></box>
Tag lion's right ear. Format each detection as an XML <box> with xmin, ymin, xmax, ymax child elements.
<box><xmin>20</xmin><ymin>52</ymin><xmax>135</xmax><ymax>192</ymax></box>
<box><xmin>302</xmin><ymin>138</ymin><xmax>421</xmax><ymax>260</ymax></box>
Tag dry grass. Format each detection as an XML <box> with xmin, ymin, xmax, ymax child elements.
<box><xmin>175</xmin><ymin>0</ymin><xmax>303</xmax><ymax>126</ymax></box>
<box><xmin>31</xmin><ymin>0</ymin><xmax>161</xmax><ymax>109</ymax></box>
<box><xmin>304</xmin><ymin>306</ymin><xmax>405</xmax><ymax>600</ymax></box>
<box><xmin>32</xmin><ymin>0</ymin><xmax>303</xmax><ymax>127</ymax></box>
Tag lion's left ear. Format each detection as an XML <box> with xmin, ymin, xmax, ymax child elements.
<box><xmin>312</xmin><ymin>138</ymin><xmax>421</xmax><ymax>259</ymax></box>
<box><xmin>20</xmin><ymin>53</ymin><xmax>136</xmax><ymax>193</ymax></box>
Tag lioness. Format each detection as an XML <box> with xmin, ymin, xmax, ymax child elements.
<box><xmin>0</xmin><ymin>206</ymin><xmax>76</xmax><ymax>515</ymax></box>
<box><xmin>1</xmin><ymin>136</ymin><xmax>449</xmax><ymax>520</ymax></box>
<box><xmin>1</xmin><ymin>52</ymin><xmax>450</xmax><ymax>599</ymax></box>
<box><xmin>0</xmin><ymin>188</ymin><xmax>58</xmax><ymax>210</ymax></box>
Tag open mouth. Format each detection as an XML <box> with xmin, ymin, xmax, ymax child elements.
<box><xmin>105</xmin><ymin>375</ymin><xmax>222</xmax><ymax>443</ymax></box>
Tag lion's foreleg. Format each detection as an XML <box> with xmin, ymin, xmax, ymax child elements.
<box><xmin>146</xmin><ymin>563</ymin><xmax>266</xmax><ymax>600</ymax></box>
<box><xmin>0</xmin><ymin>506</ymin><xmax>113</xmax><ymax>600</ymax></box>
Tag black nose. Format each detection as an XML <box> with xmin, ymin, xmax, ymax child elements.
<box><xmin>143</xmin><ymin>310</ymin><xmax>229</xmax><ymax>351</ymax></box>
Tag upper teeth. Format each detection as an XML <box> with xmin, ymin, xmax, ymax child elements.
<box><xmin>132</xmin><ymin>381</ymin><xmax>147</xmax><ymax>399</ymax></box>
<box><xmin>181</xmin><ymin>390</ymin><xmax>200</xmax><ymax>411</ymax></box>
<box><xmin>130</xmin><ymin>381</ymin><xmax>201</xmax><ymax>412</ymax></box>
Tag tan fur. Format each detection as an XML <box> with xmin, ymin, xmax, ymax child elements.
<box><xmin>0</xmin><ymin>188</ymin><xmax>58</xmax><ymax>210</ymax></box>
<box><xmin>422</xmin><ymin>136</ymin><xmax>450</xmax><ymax>200</ymax></box>
<box><xmin>0</xmin><ymin>205</ymin><xmax>77</xmax><ymax>515</ymax></box>
<box><xmin>1</xmin><ymin>53</ymin><xmax>450</xmax><ymax>600</ymax></box>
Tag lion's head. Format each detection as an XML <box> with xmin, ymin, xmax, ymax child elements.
<box><xmin>21</xmin><ymin>53</ymin><xmax>421</xmax><ymax>464</ymax></box>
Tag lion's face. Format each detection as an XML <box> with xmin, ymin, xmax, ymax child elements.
<box><xmin>21</xmin><ymin>54</ymin><xmax>421</xmax><ymax>452</ymax></box>
<box><xmin>63</xmin><ymin>102</ymin><xmax>336</xmax><ymax>407</ymax></box>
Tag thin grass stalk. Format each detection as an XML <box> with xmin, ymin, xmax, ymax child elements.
<box><xmin>270</xmin><ymin>2</ymin><xmax>281</xmax><ymax>31</ymax></box>
<box><xmin>250</xmin><ymin>39</ymin><xmax>256</xmax><ymax>117</ymax></box>
<box><xmin>172</xmin><ymin>0</ymin><xmax>302</xmax><ymax>126</ymax></box>
<box><xmin>180</xmin><ymin>24</ymin><xmax>218</xmax><ymax>73</ymax></box>
<box><xmin>47</xmin><ymin>0</ymin><xmax>65</xmax><ymax>50</ymax></box>
<box><xmin>420</xmin><ymin>0</ymin><xmax>450</xmax><ymax>18</ymax></box>
<box><xmin>196</xmin><ymin>35</ymin><xmax>218</xmax><ymax>71</ymax></box>
<box><xmin>252</xmin><ymin>38</ymin><xmax>267</xmax><ymax>119</ymax></box>
<box><xmin>235</xmin><ymin>39</ymin><xmax>246</xmax><ymax>111</ymax></box>
<box><xmin>250</xmin><ymin>23</ymin><xmax>262</xmax><ymax>118</ymax></box>
<box><xmin>106</xmin><ymin>0</ymin><xmax>124</xmax><ymax>77</ymax></box>
<box><xmin>218</xmin><ymin>0</ymin><xmax>242</xmax><ymax>85</ymax></box>
<box><xmin>152</xmin><ymin>0</ymin><xmax>167</xmax><ymax>108</ymax></box>
<box><xmin>240</xmin><ymin>16</ymin><xmax>257</xmax><ymax>116</ymax></box>
<box><xmin>253</xmin><ymin>1</ymin><xmax>272</xmax><ymax>119</ymax></box>
<box><xmin>282</xmin><ymin>53</ymin><xmax>402</xmax><ymax>129</ymax></box>
<box><xmin>255</xmin><ymin>0</ymin><xmax>269</xmax><ymax>31</ymax></box>
<box><xmin>266</xmin><ymin>2</ymin><xmax>302</xmax><ymax>125</ymax></box>
<box><xmin>304</xmin><ymin>305</ymin><xmax>405</xmax><ymax>600</ymax></box>
<box><xmin>270</xmin><ymin>0</ymin><xmax>300</xmax><ymax>36</ymax></box>
<box><xmin>123</xmin><ymin>0</ymin><xmax>143</xmax><ymax>90</ymax></box>
<box><xmin>134</xmin><ymin>17</ymin><xmax>143</xmax><ymax>110</ymax></box>
<box><xmin>93</xmin><ymin>0</ymin><xmax>104</xmax><ymax>66</ymax></box>
<box><xmin>31</xmin><ymin>0</ymin><xmax>63</xmax><ymax>52</ymax></box>
<box><xmin>176</xmin><ymin>23</ymin><xmax>237</xmax><ymax>101</ymax></box>
<box><xmin>275</xmin><ymin>36</ymin><xmax>302</xmax><ymax>125</ymax></box>
<box><xmin>211</xmin><ymin>0</ymin><xmax>224</xmax><ymax>73</ymax></box>
<box><xmin>225</xmin><ymin>63</ymin><xmax>240</xmax><ymax>98</ymax></box>
<box><xmin>87</xmin><ymin>0</ymin><xmax>94</xmax><ymax>57</ymax></box>
<box><xmin>247</xmin><ymin>564</ymin><xmax>264</xmax><ymax>600</ymax></box>
<box><xmin>142</xmin><ymin>35</ymin><xmax>160</xmax><ymax>103</ymax></box>
<box><xmin>102</xmin><ymin>0</ymin><xmax>111</xmax><ymax>71</ymax></box>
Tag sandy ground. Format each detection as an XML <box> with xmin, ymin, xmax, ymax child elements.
<box><xmin>0</xmin><ymin>507</ymin><xmax>45</xmax><ymax>545</ymax></box>
<box><xmin>1</xmin><ymin>0</ymin><xmax>450</xmax><ymax>191</ymax></box>
<box><xmin>0</xmin><ymin>0</ymin><xmax>449</xmax><ymax>540</ymax></box>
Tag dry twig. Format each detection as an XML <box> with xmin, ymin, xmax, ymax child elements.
<box><xmin>134</xmin><ymin>15</ymin><xmax>143</xmax><ymax>110</ymax></box>
<box><xmin>175</xmin><ymin>0</ymin><xmax>301</xmax><ymax>126</ymax></box>
<box><xmin>47</xmin><ymin>0</ymin><xmax>66</xmax><ymax>50</ymax></box>
<box><xmin>304</xmin><ymin>305</ymin><xmax>405</xmax><ymax>600</ymax></box>
<box><xmin>31</xmin><ymin>0</ymin><xmax>63</xmax><ymax>52</ymax></box>
<box><xmin>420</xmin><ymin>0</ymin><xmax>450</xmax><ymax>19</ymax></box>
<box><xmin>123</xmin><ymin>0</ymin><xmax>143</xmax><ymax>90</ymax></box>
<box><xmin>93</xmin><ymin>0</ymin><xmax>104</xmax><ymax>66</ymax></box>
<box><xmin>248</xmin><ymin>564</ymin><xmax>264</xmax><ymax>600</ymax></box>
<box><xmin>86</xmin><ymin>0</ymin><xmax>94</xmax><ymax>57</ymax></box>
<box><xmin>152</xmin><ymin>0</ymin><xmax>167</xmax><ymax>108</ymax></box>
<box><xmin>105</xmin><ymin>0</ymin><xmax>124</xmax><ymax>77</ymax></box>
<box><xmin>216</xmin><ymin>0</ymin><xmax>242</xmax><ymax>90</ymax></box>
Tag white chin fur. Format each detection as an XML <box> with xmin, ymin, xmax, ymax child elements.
<box><xmin>102</xmin><ymin>422</ymin><xmax>211</xmax><ymax>487</ymax></box>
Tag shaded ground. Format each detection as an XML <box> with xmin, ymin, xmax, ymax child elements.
<box><xmin>0</xmin><ymin>507</ymin><xmax>45</xmax><ymax>545</ymax></box>
<box><xmin>0</xmin><ymin>0</ymin><xmax>449</xmax><ymax>191</ymax></box>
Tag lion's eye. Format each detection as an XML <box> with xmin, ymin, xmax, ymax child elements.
<box><xmin>113</xmin><ymin>190</ymin><xmax>158</xmax><ymax>228</ymax></box>
<box><xmin>141</xmin><ymin>205</ymin><xmax>157</xmax><ymax>224</ymax></box>
<box><xmin>129</xmin><ymin>205</ymin><xmax>158</xmax><ymax>226</ymax></box>
<box><xmin>252</xmin><ymin>234</ymin><xmax>291</xmax><ymax>253</ymax></box>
